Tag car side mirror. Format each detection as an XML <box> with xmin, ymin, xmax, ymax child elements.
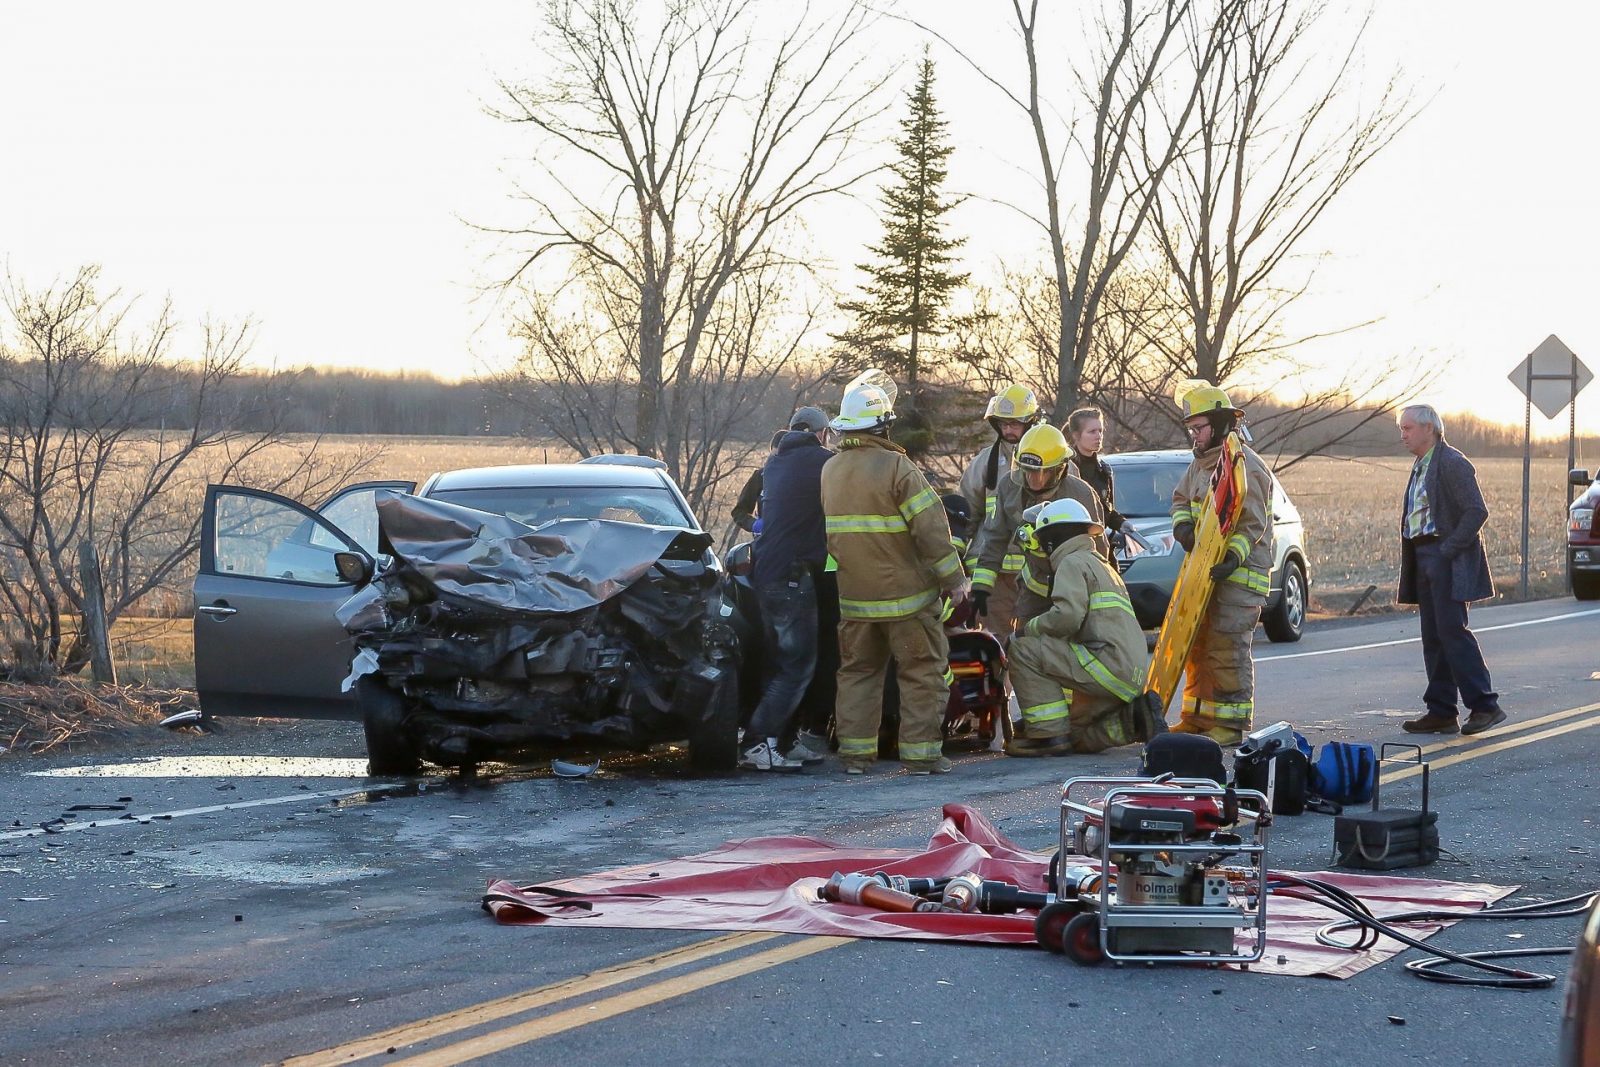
<box><xmin>1571</xmin><ymin>469</ymin><xmax>1592</xmax><ymax>487</ymax></box>
<box><xmin>334</xmin><ymin>551</ymin><xmax>373</xmax><ymax>585</ymax></box>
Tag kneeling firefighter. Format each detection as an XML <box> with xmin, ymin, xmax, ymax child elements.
<box><xmin>821</xmin><ymin>374</ymin><xmax>969</xmax><ymax>775</ymax></box>
<box><xmin>1005</xmin><ymin>499</ymin><xmax>1166</xmax><ymax>756</ymax></box>
<box><xmin>971</xmin><ymin>423</ymin><xmax>1107</xmax><ymax>631</ymax></box>
<box><xmin>1170</xmin><ymin>381</ymin><xmax>1274</xmax><ymax>745</ymax></box>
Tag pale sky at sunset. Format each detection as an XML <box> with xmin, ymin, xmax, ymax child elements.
<box><xmin>2</xmin><ymin>1</ymin><xmax>1596</xmax><ymax>438</ymax></box>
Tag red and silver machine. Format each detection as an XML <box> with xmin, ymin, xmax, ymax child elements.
<box><xmin>1036</xmin><ymin>776</ymin><xmax>1270</xmax><ymax>966</ymax></box>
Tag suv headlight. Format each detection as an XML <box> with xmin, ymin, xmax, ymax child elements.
<box><xmin>1117</xmin><ymin>532</ymin><xmax>1175</xmax><ymax>561</ymax></box>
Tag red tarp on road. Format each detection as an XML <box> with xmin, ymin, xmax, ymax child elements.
<box><xmin>483</xmin><ymin>804</ymin><xmax>1514</xmax><ymax>979</ymax></box>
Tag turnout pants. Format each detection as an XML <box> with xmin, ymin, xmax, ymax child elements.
<box><xmin>1008</xmin><ymin>634</ymin><xmax>1135</xmax><ymax>752</ymax></box>
<box><xmin>985</xmin><ymin>571</ymin><xmax>1020</xmax><ymax>639</ymax></box>
<box><xmin>836</xmin><ymin>610</ymin><xmax>949</xmax><ymax>769</ymax></box>
<box><xmin>1178</xmin><ymin>582</ymin><xmax>1265</xmax><ymax>742</ymax></box>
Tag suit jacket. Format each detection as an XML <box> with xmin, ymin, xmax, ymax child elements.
<box><xmin>1397</xmin><ymin>440</ymin><xmax>1495</xmax><ymax>604</ymax></box>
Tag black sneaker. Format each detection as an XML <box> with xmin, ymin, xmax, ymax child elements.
<box><xmin>1461</xmin><ymin>707</ymin><xmax>1507</xmax><ymax>735</ymax></box>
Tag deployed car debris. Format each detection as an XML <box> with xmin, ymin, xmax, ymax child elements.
<box><xmin>338</xmin><ymin>492</ymin><xmax>742</xmax><ymax>774</ymax></box>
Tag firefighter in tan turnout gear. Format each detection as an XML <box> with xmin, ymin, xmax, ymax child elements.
<box><xmin>1170</xmin><ymin>382</ymin><xmax>1274</xmax><ymax>744</ymax></box>
<box><xmin>956</xmin><ymin>384</ymin><xmax>1043</xmax><ymax>633</ymax></box>
<box><xmin>970</xmin><ymin>424</ymin><xmax>1107</xmax><ymax>631</ymax></box>
<box><xmin>821</xmin><ymin>375</ymin><xmax>969</xmax><ymax>775</ymax></box>
<box><xmin>1005</xmin><ymin>499</ymin><xmax>1166</xmax><ymax>756</ymax></box>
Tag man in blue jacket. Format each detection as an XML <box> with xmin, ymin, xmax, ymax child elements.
<box><xmin>740</xmin><ymin>406</ymin><xmax>835</xmax><ymax>771</ymax></box>
<box><xmin>1396</xmin><ymin>404</ymin><xmax>1506</xmax><ymax>736</ymax></box>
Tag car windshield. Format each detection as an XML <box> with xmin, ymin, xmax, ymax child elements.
<box><xmin>427</xmin><ymin>485</ymin><xmax>693</xmax><ymax>529</ymax></box>
<box><xmin>1107</xmin><ymin>461</ymin><xmax>1187</xmax><ymax>519</ymax></box>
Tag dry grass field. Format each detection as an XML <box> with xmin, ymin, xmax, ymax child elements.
<box><xmin>1275</xmin><ymin>455</ymin><xmax>1577</xmax><ymax>610</ymax></box>
<box><xmin>49</xmin><ymin>436</ymin><xmax>1584</xmax><ymax>686</ymax></box>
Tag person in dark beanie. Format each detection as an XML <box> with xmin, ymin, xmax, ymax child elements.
<box><xmin>740</xmin><ymin>406</ymin><xmax>835</xmax><ymax>770</ymax></box>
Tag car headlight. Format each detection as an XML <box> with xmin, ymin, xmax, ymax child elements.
<box><xmin>1118</xmin><ymin>532</ymin><xmax>1175</xmax><ymax>561</ymax></box>
<box><xmin>1573</xmin><ymin>508</ymin><xmax>1596</xmax><ymax>536</ymax></box>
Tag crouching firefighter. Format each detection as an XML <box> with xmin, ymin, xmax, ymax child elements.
<box><xmin>821</xmin><ymin>376</ymin><xmax>969</xmax><ymax>775</ymax></box>
<box><xmin>1004</xmin><ymin>499</ymin><xmax>1166</xmax><ymax>756</ymax></box>
<box><xmin>1170</xmin><ymin>381</ymin><xmax>1274</xmax><ymax>745</ymax></box>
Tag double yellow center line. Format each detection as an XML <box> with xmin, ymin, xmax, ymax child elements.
<box><xmin>288</xmin><ymin>700</ymin><xmax>1600</xmax><ymax>1066</ymax></box>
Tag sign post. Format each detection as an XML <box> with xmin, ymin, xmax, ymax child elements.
<box><xmin>1507</xmin><ymin>335</ymin><xmax>1592</xmax><ymax>597</ymax></box>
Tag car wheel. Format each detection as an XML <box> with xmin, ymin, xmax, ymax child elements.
<box><xmin>688</xmin><ymin>664</ymin><xmax>741</xmax><ymax>773</ymax></box>
<box><xmin>1573</xmin><ymin>572</ymin><xmax>1600</xmax><ymax>601</ymax></box>
<box><xmin>357</xmin><ymin>677</ymin><xmax>421</xmax><ymax>776</ymax></box>
<box><xmin>1263</xmin><ymin>559</ymin><xmax>1306</xmax><ymax>643</ymax></box>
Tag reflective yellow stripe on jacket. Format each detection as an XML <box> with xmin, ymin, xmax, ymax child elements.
<box><xmin>1088</xmin><ymin>590</ymin><xmax>1137</xmax><ymax>619</ymax></box>
<box><xmin>1227</xmin><ymin>566</ymin><xmax>1271</xmax><ymax>595</ymax></box>
<box><xmin>826</xmin><ymin>514</ymin><xmax>909</xmax><ymax>535</ymax></box>
<box><xmin>838</xmin><ymin>587</ymin><xmax>940</xmax><ymax>621</ymax></box>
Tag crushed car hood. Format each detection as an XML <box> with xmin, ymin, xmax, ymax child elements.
<box><xmin>342</xmin><ymin>491</ymin><xmax>713</xmax><ymax>624</ymax></box>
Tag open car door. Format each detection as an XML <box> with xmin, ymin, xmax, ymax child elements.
<box><xmin>191</xmin><ymin>482</ymin><xmax>406</xmax><ymax>719</ymax></box>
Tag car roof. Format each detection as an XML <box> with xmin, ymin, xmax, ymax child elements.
<box><xmin>424</xmin><ymin>463</ymin><xmax>672</xmax><ymax>492</ymax></box>
<box><xmin>1103</xmin><ymin>449</ymin><xmax>1191</xmax><ymax>463</ymax></box>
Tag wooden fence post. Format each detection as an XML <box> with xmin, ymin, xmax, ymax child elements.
<box><xmin>77</xmin><ymin>542</ymin><xmax>118</xmax><ymax>686</ymax></box>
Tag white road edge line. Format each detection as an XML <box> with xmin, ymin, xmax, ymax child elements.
<box><xmin>1259</xmin><ymin>606</ymin><xmax>1600</xmax><ymax>663</ymax></box>
<box><xmin>0</xmin><ymin>781</ymin><xmax>418</xmax><ymax>841</ymax></box>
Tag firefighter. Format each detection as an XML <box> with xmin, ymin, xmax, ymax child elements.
<box><xmin>957</xmin><ymin>385</ymin><xmax>1042</xmax><ymax>634</ymax></box>
<box><xmin>821</xmin><ymin>377</ymin><xmax>969</xmax><ymax>775</ymax></box>
<box><xmin>1005</xmin><ymin>499</ymin><xmax>1166</xmax><ymax>755</ymax></box>
<box><xmin>1170</xmin><ymin>381</ymin><xmax>1274</xmax><ymax>744</ymax></box>
<box><xmin>970</xmin><ymin>423</ymin><xmax>1107</xmax><ymax>631</ymax></box>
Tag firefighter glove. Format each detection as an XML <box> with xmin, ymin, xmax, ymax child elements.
<box><xmin>972</xmin><ymin>590</ymin><xmax>989</xmax><ymax>617</ymax></box>
<box><xmin>1209</xmin><ymin>554</ymin><xmax>1241</xmax><ymax>582</ymax></box>
<box><xmin>1172</xmin><ymin>521</ymin><xmax>1196</xmax><ymax>552</ymax></box>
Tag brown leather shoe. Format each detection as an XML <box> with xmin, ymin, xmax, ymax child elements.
<box><xmin>1461</xmin><ymin>707</ymin><xmax>1507</xmax><ymax>735</ymax></box>
<box><xmin>1402</xmin><ymin>713</ymin><xmax>1459</xmax><ymax>734</ymax></box>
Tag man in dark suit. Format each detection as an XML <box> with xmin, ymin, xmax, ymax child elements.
<box><xmin>1397</xmin><ymin>404</ymin><xmax>1506</xmax><ymax>735</ymax></box>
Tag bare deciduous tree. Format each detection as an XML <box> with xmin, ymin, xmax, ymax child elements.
<box><xmin>0</xmin><ymin>267</ymin><xmax>372</xmax><ymax>676</ymax></box>
<box><xmin>488</xmin><ymin>0</ymin><xmax>888</xmax><ymax>508</ymax></box>
<box><xmin>918</xmin><ymin>0</ymin><xmax>1238</xmax><ymax>420</ymax></box>
<box><xmin>1147</xmin><ymin>0</ymin><xmax>1415</xmax><ymax>385</ymax></box>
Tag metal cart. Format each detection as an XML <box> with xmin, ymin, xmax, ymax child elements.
<box><xmin>1038</xmin><ymin>775</ymin><xmax>1270</xmax><ymax>966</ymax></box>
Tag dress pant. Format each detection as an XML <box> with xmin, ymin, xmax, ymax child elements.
<box><xmin>1415</xmin><ymin>541</ymin><xmax>1499</xmax><ymax>718</ymax></box>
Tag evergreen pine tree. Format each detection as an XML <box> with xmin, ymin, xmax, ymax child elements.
<box><xmin>836</xmin><ymin>52</ymin><xmax>967</xmax><ymax>449</ymax></box>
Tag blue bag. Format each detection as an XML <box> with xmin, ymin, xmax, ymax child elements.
<box><xmin>1311</xmin><ymin>742</ymin><xmax>1376</xmax><ymax>805</ymax></box>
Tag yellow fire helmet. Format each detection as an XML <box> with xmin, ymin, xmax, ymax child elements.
<box><xmin>983</xmin><ymin>384</ymin><xmax>1041</xmax><ymax>427</ymax></box>
<box><xmin>1014</xmin><ymin>423</ymin><xmax>1069</xmax><ymax>473</ymax></box>
<box><xmin>1174</xmin><ymin>379</ymin><xmax>1244</xmax><ymax>419</ymax></box>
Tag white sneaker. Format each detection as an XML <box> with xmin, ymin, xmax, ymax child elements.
<box><xmin>786</xmin><ymin>732</ymin><xmax>829</xmax><ymax>764</ymax></box>
<box><xmin>739</xmin><ymin>739</ymin><xmax>804</xmax><ymax>773</ymax></box>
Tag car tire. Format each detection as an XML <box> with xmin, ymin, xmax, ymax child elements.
<box><xmin>688</xmin><ymin>664</ymin><xmax>741</xmax><ymax>773</ymax></box>
<box><xmin>1263</xmin><ymin>559</ymin><xmax>1306</xmax><ymax>643</ymax></box>
<box><xmin>1574</xmin><ymin>572</ymin><xmax>1600</xmax><ymax>601</ymax></box>
<box><xmin>357</xmin><ymin>678</ymin><xmax>421</xmax><ymax>776</ymax></box>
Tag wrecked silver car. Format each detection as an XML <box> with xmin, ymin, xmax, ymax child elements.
<box><xmin>337</xmin><ymin>492</ymin><xmax>741</xmax><ymax>773</ymax></box>
<box><xmin>192</xmin><ymin>461</ymin><xmax>746</xmax><ymax>774</ymax></box>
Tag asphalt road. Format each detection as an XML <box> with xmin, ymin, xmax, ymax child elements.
<box><xmin>2</xmin><ymin>598</ymin><xmax>1598</xmax><ymax>1066</ymax></box>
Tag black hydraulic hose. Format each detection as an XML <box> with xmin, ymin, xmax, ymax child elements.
<box><xmin>1269</xmin><ymin>875</ymin><xmax>1598</xmax><ymax>990</ymax></box>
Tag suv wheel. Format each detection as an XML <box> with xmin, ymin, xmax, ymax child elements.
<box><xmin>357</xmin><ymin>678</ymin><xmax>422</xmax><ymax>776</ymax></box>
<box><xmin>688</xmin><ymin>664</ymin><xmax>741</xmax><ymax>772</ymax></box>
<box><xmin>1263</xmin><ymin>559</ymin><xmax>1306</xmax><ymax>643</ymax></box>
<box><xmin>1574</xmin><ymin>572</ymin><xmax>1600</xmax><ymax>601</ymax></box>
